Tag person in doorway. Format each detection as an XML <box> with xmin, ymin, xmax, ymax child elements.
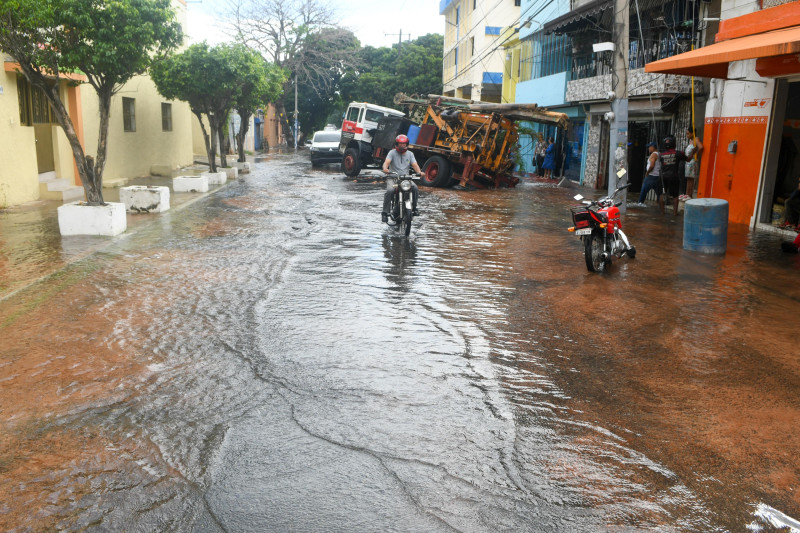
<box><xmin>780</xmin><ymin>232</ymin><xmax>800</xmax><ymax>253</ymax></box>
<box><xmin>659</xmin><ymin>135</ymin><xmax>682</xmax><ymax>215</ymax></box>
<box><xmin>542</xmin><ymin>137</ymin><xmax>556</xmax><ymax>179</ymax></box>
<box><xmin>638</xmin><ymin>141</ymin><xmax>662</xmax><ymax>206</ymax></box>
<box><xmin>381</xmin><ymin>134</ymin><xmax>422</xmax><ymax>223</ymax></box>
<box><xmin>780</xmin><ymin>176</ymin><xmax>800</xmax><ymax>230</ymax></box>
<box><xmin>681</xmin><ymin>127</ymin><xmax>703</xmax><ymax>200</ymax></box>
<box><xmin>535</xmin><ymin>134</ymin><xmax>546</xmax><ymax>177</ymax></box>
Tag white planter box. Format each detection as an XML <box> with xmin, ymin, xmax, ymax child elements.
<box><xmin>222</xmin><ymin>167</ymin><xmax>238</xmax><ymax>180</ymax></box>
<box><xmin>57</xmin><ymin>202</ymin><xmax>127</xmax><ymax>236</ymax></box>
<box><xmin>120</xmin><ymin>185</ymin><xmax>170</xmax><ymax>213</ymax></box>
<box><xmin>200</xmin><ymin>171</ymin><xmax>227</xmax><ymax>185</ymax></box>
<box><xmin>173</xmin><ymin>175</ymin><xmax>209</xmax><ymax>193</ymax></box>
<box><xmin>235</xmin><ymin>162</ymin><xmax>251</xmax><ymax>174</ymax></box>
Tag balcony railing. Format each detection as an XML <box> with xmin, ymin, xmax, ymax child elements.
<box><xmin>570</xmin><ymin>52</ymin><xmax>612</xmax><ymax>81</ymax></box>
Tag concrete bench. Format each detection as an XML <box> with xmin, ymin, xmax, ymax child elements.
<box><xmin>173</xmin><ymin>175</ymin><xmax>209</xmax><ymax>193</ymax></box>
<box><xmin>120</xmin><ymin>185</ymin><xmax>170</xmax><ymax>213</ymax></box>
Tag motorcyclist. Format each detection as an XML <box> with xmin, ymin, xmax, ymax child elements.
<box><xmin>381</xmin><ymin>134</ymin><xmax>422</xmax><ymax>223</ymax></box>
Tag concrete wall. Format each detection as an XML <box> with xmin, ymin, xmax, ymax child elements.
<box><xmin>516</xmin><ymin>72</ymin><xmax>569</xmax><ymax>107</ymax></box>
<box><xmin>80</xmin><ymin>75</ymin><xmax>194</xmax><ymax>182</ymax></box>
<box><xmin>0</xmin><ymin>69</ymin><xmax>39</xmax><ymax>207</ymax></box>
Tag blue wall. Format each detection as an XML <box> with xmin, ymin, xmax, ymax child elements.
<box><xmin>516</xmin><ymin>72</ymin><xmax>568</xmax><ymax>107</ymax></box>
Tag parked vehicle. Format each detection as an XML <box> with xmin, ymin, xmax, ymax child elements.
<box><xmin>568</xmin><ymin>184</ymin><xmax>636</xmax><ymax>272</ymax></box>
<box><xmin>339</xmin><ymin>94</ymin><xmax>569</xmax><ymax>189</ymax></box>
<box><xmin>339</xmin><ymin>102</ymin><xmax>407</xmax><ymax>176</ymax></box>
<box><xmin>385</xmin><ymin>171</ymin><xmax>418</xmax><ymax>237</ymax></box>
<box><xmin>309</xmin><ymin>130</ymin><xmax>343</xmax><ymax>166</ymax></box>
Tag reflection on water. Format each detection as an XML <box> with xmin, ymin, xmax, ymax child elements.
<box><xmin>0</xmin><ymin>155</ymin><xmax>798</xmax><ymax>531</ymax></box>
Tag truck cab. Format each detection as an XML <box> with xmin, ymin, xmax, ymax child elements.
<box><xmin>339</xmin><ymin>102</ymin><xmax>406</xmax><ymax>176</ymax></box>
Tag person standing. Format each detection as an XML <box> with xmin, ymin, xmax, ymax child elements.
<box><xmin>659</xmin><ymin>135</ymin><xmax>682</xmax><ymax>215</ymax></box>
<box><xmin>638</xmin><ymin>142</ymin><xmax>662</xmax><ymax>205</ymax></box>
<box><xmin>534</xmin><ymin>134</ymin><xmax>546</xmax><ymax>177</ymax></box>
<box><xmin>681</xmin><ymin>127</ymin><xmax>703</xmax><ymax>200</ymax></box>
<box><xmin>780</xmin><ymin>176</ymin><xmax>800</xmax><ymax>230</ymax></box>
<box><xmin>542</xmin><ymin>137</ymin><xmax>556</xmax><ymax>179</ymax></box>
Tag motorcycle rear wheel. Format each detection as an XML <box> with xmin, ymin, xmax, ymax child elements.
<box><xmin>584</xmin><ymin>230</ymin><xmax>606</xmax><ymax>272</ymax></box>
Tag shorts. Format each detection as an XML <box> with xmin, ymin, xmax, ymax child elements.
<box><xmin>663</xmin><ymin>176</ymin><xmax>679</xmax><ymax>198</ymax></box>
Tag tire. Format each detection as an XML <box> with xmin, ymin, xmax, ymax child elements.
<box><xmin>341</xmin><ymin>147</ymin><xmax>361</xmax><ymax>177</ymax></box>
<box><xmin>402</xmin><ymin>209</ymin><xmax>412</xmax><ymax>236</ymax></box>
<box><xmin>311</xmin><ymin>160</ymin><xmax>320</xmax><ymax>167</ymax></box>
<box><xmin>627</xmin><ymin>245</ymin><xmax>636</xmax><ymax>259</ymax></box>
<box><xmin>584</xmin><ymin>230</ymin><xmax>606</xmax><ymax>272</ymax></box>
<box><xmin>421</xmin><ymin>156</ymin><xmax>452</xmax><ymax>187</ymax></box>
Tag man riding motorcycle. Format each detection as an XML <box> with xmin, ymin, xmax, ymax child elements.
<box><xmin>381</xmin><ymin>134</ymin><xmax>421</xmax><ymax>223</ymax></box>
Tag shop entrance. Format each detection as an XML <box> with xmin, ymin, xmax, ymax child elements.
<box><xmin>759</xmin><ymin>80</ymin><xmax>800</xmax><ymax>226</ymax></box>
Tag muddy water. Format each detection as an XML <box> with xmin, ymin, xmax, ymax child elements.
<box><xmin>1</xmin><ymin>152</ymin><xmax>799</xmax><ymax>532</ymax></box>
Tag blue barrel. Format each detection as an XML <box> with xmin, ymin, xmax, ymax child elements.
<box><xmin>407</xmin><ymin>125</ymin><xmax>420</xmax><ymax>145</ymax></box>
<box><xmin>683</xmin><ymin>198</ymin><xmax>729</xmax><ymax>254</ymax></box>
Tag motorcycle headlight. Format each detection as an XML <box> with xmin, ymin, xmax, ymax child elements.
<box><xmin>399</xmin><ymin>180</ymin><xmax>412</xmax><ymax>192</ymax></box>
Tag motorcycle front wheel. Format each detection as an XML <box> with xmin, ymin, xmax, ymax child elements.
<box><xmin>402</xmin><ymin>209</ymin><xmax>412</xmax><ymax>236</ymax></box>
<box><xmin>584</xmin><ymin>230</ymin><xmax>606</xmax><ymax>272</ymax></box>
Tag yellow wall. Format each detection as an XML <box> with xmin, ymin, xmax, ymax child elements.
<box><xmin>80</xmin><ymin>75</ymin><xmax>194</xmax><ymax>183</ymax></box>
<box><xmin>0</xmin><ymin>70</ymin><xmax>41</xmax><ymax>207</ymax></box>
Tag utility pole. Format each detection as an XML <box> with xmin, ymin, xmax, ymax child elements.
<box><xmin>384</xmin><ymin>30</ymin><xmax>411</xmax><ymax>52</ymax></box>
<box><xmin>608</xmin><ymin>0</ymin><xmax>629</xmax><ymax>211</ymax></box>
<box><xmin>294</xmin><ymin>74</ymin><xmax>298</xmax><ymax>150</ymax></box>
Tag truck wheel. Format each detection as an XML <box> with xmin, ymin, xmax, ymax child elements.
<box><xmin>341</xmin><ymin>148</ymin><xmax>361</xmax><ymax>177</ymax></box>
<box><xmin>421</xmin><ymin>156</ymin><xmax>452</xmax><ymax>187</ymax></box>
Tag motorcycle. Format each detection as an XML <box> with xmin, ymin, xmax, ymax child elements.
<box><xmin>568</xmin><ymin>183</ymin><xmax>636</xmax><ymax>272</ymax></box>
<box><xmin>386</xmin><ymin>171</ymin><xmax>418</xmax><ymax>237</ymax></box>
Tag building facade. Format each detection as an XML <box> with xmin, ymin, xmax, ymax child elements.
<box><xmin>440</xmin><ymin>0</ymin><xmax>521</xmax><ymax>102</ymax></box>
<box><xmin>647</xmin><ymin>0</ymin><xmax>800</xmax><ymax>229</ymax></box>
<box><xmin>0</xmin><ymin>0</ymin><xmax>194</xmax><ymax>208</ymax></box>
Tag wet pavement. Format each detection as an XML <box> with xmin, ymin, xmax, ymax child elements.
<box><xmin>1</xmin><ymin>151</ymin><xmax>799</xmax><ymax>532</ymax></box>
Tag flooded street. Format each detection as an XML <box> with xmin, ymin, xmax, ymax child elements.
<box><xmin>1</xmin><ymin>152</ymin><xmax>799</xmax><ymax>532</ymax></box>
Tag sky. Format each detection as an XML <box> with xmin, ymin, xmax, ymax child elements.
<box><xmin>185</xmin><ymin>0</ymin><xmax>445</xmax><ymax>49</ymax></box>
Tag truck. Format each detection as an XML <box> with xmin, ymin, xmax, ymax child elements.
<box><xmin>338</xmin><ymin>94</ymin><xmax>569</xmax><ymax>189</ymax></box>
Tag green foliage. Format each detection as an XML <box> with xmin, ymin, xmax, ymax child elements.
<box><xmin>294</xmin><ymin>32</ymin><xmax>444</xmax><ymax>135</ymax></box>
<box><xmin>152</xmin><ymin>42</ymin><xmax>287</xmax><ymax>168</ymax></box>
<box><xmin>0</xmin><ymin>0</ymin><xmax>182</xmax><ymax>203</ymax></box>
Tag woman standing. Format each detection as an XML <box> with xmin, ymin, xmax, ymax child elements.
<box><xmin>682</xmin><ymin>127</ymin><xmax>703</xmax><ymax>199</ymax></box>
<box><xmin>542</xmin><ymin>137</ymin><xmax>556</xmax><ymax>179</ymax></box>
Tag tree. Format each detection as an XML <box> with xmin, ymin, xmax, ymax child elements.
<box><xmin>0</xmin><ymin>0</ymin><xmax>182</xmax><ymax>205</ymax></box>
<box><xmin>152</xmin><ymin>43</ymin><xmax>257</xmax><ymax>172</ymax></box>
<box><xmin>232</xmin><ymin>50</ymin><xmax>286</xmax><ymax>163</ymax></box>
<box><xmin>346</xmin><ymin>34</ymin><xmax>444</xmax><ymax>109</ymax></box>
<box><xmin>230</xmin><ymin>0</ymin><xmax>360</xmax><ymax>146</ymax></box>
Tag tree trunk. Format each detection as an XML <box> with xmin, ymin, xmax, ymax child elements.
<box><xmin>196</xmin><ymin>111</ymin><xmax>217</xmax><ymax>172</ymax></box>
<box><xmin>236</xmin><ymin>109</ymin><xmax>252</xmax><ymax>163</ymax></box>
<box><xmin>274</xmin><ymin>100</ymin><xmax>294</xmax><ymax>147</ymax></box>
<box><xmin>217</xmin><ymin>125</ymin><xmax>228</xmax><ymax>169</ymax></box>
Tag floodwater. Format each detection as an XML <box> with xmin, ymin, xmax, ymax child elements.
<box><xmin>1</xmin><ymin>152</ymin><xmax>799</xmax><ymax>532</ymax></box>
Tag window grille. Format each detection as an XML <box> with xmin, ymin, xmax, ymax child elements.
<box><xmin>161</xmin><ymin>103</ymin><xmax>172</xmax><ymax>132</ymax></box>
<box><xmin>520</xmin><ymin>32</ymin><xmax>572</xmax><ymax>82</ymax></box>
<box><xmin>123</xmin><ymin>97</ymin><xmax>136</xmax><ymax>132</ymax></box>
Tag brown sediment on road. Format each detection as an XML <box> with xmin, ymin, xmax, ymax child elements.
<box><xmin>498</xmin><ymin>192</ymin><xmax>800</xmax><ymax>526</ymax></box>
<box><xmin>0</xmin><ymin>260</ymin><xmax>164</xmax><ymax>529</ymax></box>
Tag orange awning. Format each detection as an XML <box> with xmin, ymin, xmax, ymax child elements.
<box><xmin>645</xmin><ymin>26</ymin><xmax>800</xmax><ymax>79</ymax></box>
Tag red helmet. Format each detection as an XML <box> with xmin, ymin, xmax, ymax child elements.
<box><xmin>395</xmin><ymin>134</ymin><xmax>409</xmax><ymax>153</ymax></box>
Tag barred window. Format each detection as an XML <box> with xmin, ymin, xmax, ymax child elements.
<box><xmin>520</xmin><ymin>32</ymin><xmax>572</xmax><ymax>82</ymax></box>
<box><xmin>161</xmin><ymin>103</ymin><xmax>172</xmax><ymax>132</ymax></box>
<box><xmin>123</xmin><ymin>97</ymin><xmax>136</xmax><ymax>132</ymax></box>
<box><xmin>17</xmin><ymin>76</ymin><xmax>55</xmax><ymax>126</ymax></box>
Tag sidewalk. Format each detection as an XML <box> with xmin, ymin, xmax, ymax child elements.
<box><xmin>0</xmin><ymin>165</ymin><xmax>229</xmax><ymax>302</ymax></box>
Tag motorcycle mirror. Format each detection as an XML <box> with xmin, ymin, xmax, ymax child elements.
<box><xmin>573</xmin><ymin>194</ymin><xmax>584</xmax><ymax>201</ymax></box>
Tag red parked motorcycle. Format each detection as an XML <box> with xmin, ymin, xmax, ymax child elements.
<box><xmin>568</xmin><ymin>183</ymin><xmax>636</xmax><ymax>272</ymax></box>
